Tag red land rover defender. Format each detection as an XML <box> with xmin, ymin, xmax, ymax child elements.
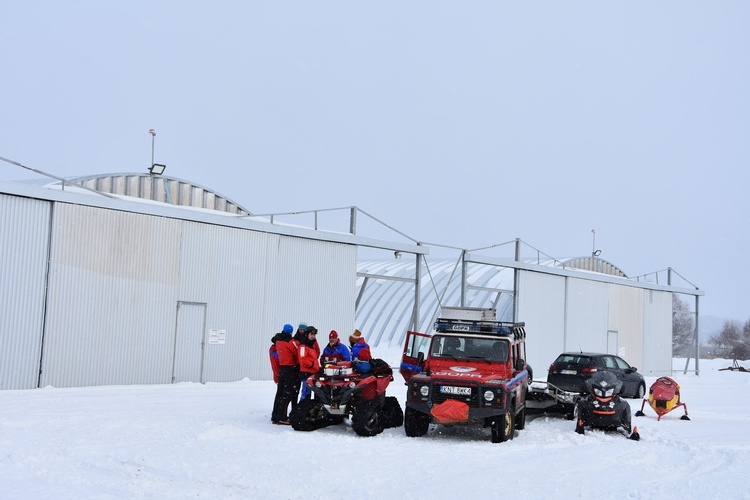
<box><xmin>400</xmin><ymin>307</ymin><xmax>529</xmax><ymax>443</ymax></box>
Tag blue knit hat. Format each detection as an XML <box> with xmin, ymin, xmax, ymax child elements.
<box><xmin>298</xmin><ymin>323</ymin><xmax>308</xmax><ymax>330</ymax></box>
<box><xmin>283</xmin><ymin>324</ymin><xmax>294</xmax><ymax>334</ymax></box>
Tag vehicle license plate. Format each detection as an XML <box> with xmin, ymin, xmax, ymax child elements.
<box><xmin>561</xmin><ymin>369</ymin><xmax>577</xmax><ymax>375</ymax></box>
<box><xmin>440</xmin><ymin>386</ymin><xmax>471</xmax><ymax>396</ymax></box>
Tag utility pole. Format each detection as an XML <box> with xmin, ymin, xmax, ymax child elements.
<box><xmin>150</xmin><ymin>128</ymin><xmax>156</xmax><ymax>168</ymax></box>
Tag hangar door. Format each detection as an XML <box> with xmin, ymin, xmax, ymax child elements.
<box><xmin>173</xmin><ymin>301</ymin><xmax>207</xmax><ymax>383</ymax></box>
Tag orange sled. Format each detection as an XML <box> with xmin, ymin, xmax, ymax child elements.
<box><xmin>635</xmin><ymin>376</ymin><xmax>690</xmax><ymax>421</ymax></box>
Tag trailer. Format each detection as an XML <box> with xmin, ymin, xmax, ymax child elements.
<box><xmin>526</xmin><ymin>380</ymin><xmax>582</xmax><ymax>415</ymax></box>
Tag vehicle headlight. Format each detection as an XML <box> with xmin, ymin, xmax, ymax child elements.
<box><xmin>419</xmin><ymin>385</ymin><xmax>430</xmax><ymax>397</ymax></box>
<box><xmin>484</xmin><ymin>390</ymin><xmax>495</xmax><ymax>402</ymax></box>
<box><xmin>315</xmin><ymin>381</ymin><xmax>323</xmax><ymax>388</ymax></box>
<box><xmin>349</xmin><ymin>381</ymin><xmax>356</xmax><ymax>389</ymax></box>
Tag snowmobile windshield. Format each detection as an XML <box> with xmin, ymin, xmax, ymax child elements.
<box><xmin>586</xmin><ymin>371</ymin><xmax>622</xmax><ymax>396</ymax></box>
<box><xmin>593</xmin><ymin>386</ymin><xmax>616</xmax><ymax>398</ymax></box>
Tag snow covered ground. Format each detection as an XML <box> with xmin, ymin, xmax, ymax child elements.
<box><xmin>1</xmin><ymin>357</ymin><xmax>749</xmax><ymax>499</ymax></box>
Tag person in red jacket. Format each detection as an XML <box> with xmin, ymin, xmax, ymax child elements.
<box><xmin>269</xmin><ymin>342</ymin><xmax>280</xmax><ymax>384</ymax></box>
<box><xmin>297</xmin><ymin>326</ymin><xmax>321</xmax><ymax>401</ymax></box>
<box><xmin>271</xmin><ymin>324</ymin><xmax>299</xmax><ymax>425</ymax></box>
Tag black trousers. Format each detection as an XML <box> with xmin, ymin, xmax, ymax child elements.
<box><xmin>272</xmin><ymin>366</ymin><xmax>299</xmax><ymax>422</ymax></box>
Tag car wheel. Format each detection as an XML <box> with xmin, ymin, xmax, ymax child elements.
<box><xmin>491</xmin><ymin>409</ymin><xmax>514</xmax><ymax>443</ymax></box>
<box><xmin>564</xmin><ymin>403</ymin><xmax>576</xmax><ymax>420</ymax></box>
<box><xmin>404</xmin><ymin>406</ymin><xmax>430</xmax><ymax>437</ymax></box>
<box><xmin>635</xmin><ymin>382</ymin><xmax>646</xmax><ymax>399</ymax></box>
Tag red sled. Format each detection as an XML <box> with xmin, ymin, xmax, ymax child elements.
<box><xmin>635</xmin><ymin>376</ymin><xmax>690</xmax><ymax>421</ymax></box>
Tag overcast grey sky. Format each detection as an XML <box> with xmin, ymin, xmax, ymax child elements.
<box><xmin>2</xmin><ymin>2</ymin><xmax>748</xmax><ymax>322</ymax></box>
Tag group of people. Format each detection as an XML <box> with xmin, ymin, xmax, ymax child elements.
<box><xmin>269</xmin><ymin>324</ymin><xmax>372</xmax><ymax>425</ymax></box>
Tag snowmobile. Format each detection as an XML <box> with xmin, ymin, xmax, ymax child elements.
<box><xmin>574</xmin><ymin>371</ymin><xmax>640</xmax><ymax>440</ymax></box>
<box><xmin>289</xmin><ymin>360</ymin><xmax>403</xmax><ymax>437</ymax></box>
<box><xmin>635</xmin><ymin>376</ymin><xmax>690</xmax><ymax>421</ymax></box>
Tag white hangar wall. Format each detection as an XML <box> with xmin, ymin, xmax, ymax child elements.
<box><xmin>517</xmin><ymin>269</ymin><xmax>673</xmax><ymax>376</ymax></box>
<box><xmin>0</xmin><ymin>194</ymin><xmax>51</xmax><ymax>390</ymax></box>
<box><xmin>42</xmin><ymin>204</ymin><xmax>182</xmax><ymax>388</ymax></box>
<box><xmin>41</xmin><ymin>205</ymin><xmax>357</xmax><ymax>388</ymax></box>
<box><xmin>564</xmin><ymin>278</ymin><xmax>610</xmax><ymax>356</ymax></box>
<box><xmin>516</xmin><ymin>271</ymin><xmax>566</xmax><ymax>377</ymax></box>
<box><xmin>642</xmin><ymin>289</ymin><xmax>673</xmax><ymax>377</ymax></box>
<box><xmin>1</xmin><ymin>184</ymin><xmax>368</xmax><ymax>389</ymax></box>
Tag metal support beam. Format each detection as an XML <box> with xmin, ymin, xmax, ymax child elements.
<box><xmin>413</xmin><ymin>250</ymin><xmax>422</xmax><ymax>331</ymax></box>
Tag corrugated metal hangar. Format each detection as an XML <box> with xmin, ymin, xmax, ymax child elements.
<box><xmin>355</xmin><ymin>254</ymin><xmax>689</xmax><ymax>380</ymax></box>
<box><xmin>0</xmin><ymin>172</ymin><xmax>703</xmax><ymax>390</ymax></box>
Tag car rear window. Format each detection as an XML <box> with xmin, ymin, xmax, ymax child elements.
<box><xmin>555</xmin><ymin>354</ymin><xmax>592</xmax><ymax>366</ymax></box>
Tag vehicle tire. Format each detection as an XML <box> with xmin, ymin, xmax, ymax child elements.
<box><xmin>564</xmin><ymin>403</ymin><xmax>576</xmax><ymax>420</ymax></box>
<box><xmin>515</xmin><ymin>405</ymin><xmax>526</xmax><ymax>431</ymax></box>
<box><xmin>491</xmin><ymin>409</ymin><xmax>514</xmax><ymax>443</ymax></box>
<box><xmin>404</xmin><ymin>406</ymin><xmax>430</xmax><ymax>437</ymax></box>
<box><xmin>327</xmin><ymin>414</ymin><xmax>345</xmax><ymax>425</ymax></box>
<box><xmin>351</xmin><ymin>401</ymin><xmax>383</xmax><ymax>437</ymax></box>
<box><xmin>634</xmin><ymin>382</ymin><xmax>646</xmax><ymax>399</ymax></box>
<box><xmin>290</xmin><ymin>399</ymin><xmax>326</xmax><ymax>431</ymax></box>
<box><xmin>379</xmin><ymin>396</ymin><xmax>404</xmax><ymax>428</ymax></box>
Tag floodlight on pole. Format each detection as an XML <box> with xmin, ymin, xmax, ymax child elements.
<box><xmin>149</xmin><ymin>163</ymin><xmax>167</xmax><ymax>175</ymax></box>
<box><xmin>148</xmin><ymin>129</ymin><xmax>166</xmax><ymax>175</ymax></box>
<box><xmin>591</xmin><ymin>229</ymin><xmax>601</xmax><ymax>257</ymax></box>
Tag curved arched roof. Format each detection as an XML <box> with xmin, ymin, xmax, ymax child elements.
<box><xmin>355</xmin><ymin>256</ymin><xmax>629</xmax><ymax>349</ymax></box>
<box><xmin>41</xmin><ymin>173</ymin><xmax>252</xmax><ymax>216</ymax></box>
<box><xmin>557</xmin><ymin>256</ymin><xmax>628</xmax><ymax>278</ymax></box>
<box><xmin>356</xmin><ymin>259</ymin><xmax>516</xmax><ymax>349</ymax></box>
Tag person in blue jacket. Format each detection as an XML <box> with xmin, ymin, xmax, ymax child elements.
<box><xmin>349</xmin><ymin>329</ymin><xmax>373</xmax><ymax>373</ymax></box>
<box><xmin>320</xmin><ymin>330</ymin><xmax>351</xmax><ymax>364</ymax></box>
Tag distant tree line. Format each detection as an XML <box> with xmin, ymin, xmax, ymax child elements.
<box><xmin>704</xmin><ymin>320</ymin><xmax>750</xmax><ymax>360</ymax></box>
<box><xmin>673</xmin><ymin>295</ymin><xmax>750</xmax><ymax>360</ymax></box>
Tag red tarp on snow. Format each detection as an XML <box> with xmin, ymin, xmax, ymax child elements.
<box><xmin>430</xmin><ymin>399</ymin><xmax>470</xmax><ymax>423</ymax></box>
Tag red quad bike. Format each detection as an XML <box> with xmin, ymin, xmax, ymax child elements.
<box><xmin>289</xmin><ymin>360</ymin><xmax>404</xmax><ymax>437</ymax></box>
<box><xmin>574</xmin><ymin>371</ymin><xmax>640</xmax><ymax>441</ymax></box>
<box><xmin>635</xmin><ymin>376</ymin><xmax>690</xmax><ymax>421</ymax></box>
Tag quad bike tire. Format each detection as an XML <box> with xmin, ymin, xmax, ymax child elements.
<box><xmin>491</xmin><ymin>407</ymin><xmax>514</xmax><ymax>443</ymax></box>
<box><xmin>351</xmin><ymin>401</ymin><xmax>384</xmax><ymax>437</ymax></box>
<box><xmin>289</xmin><ymin>399</ymin><xmax>328</xmax><ymax>432</ymax></box>
<box><xmin>404</xmin><ymin>406</ymin><xmax>430</xmax><ymax>437</ymax></box>
<box><xmin>379</xmin><ymin>396</ymin><xmax>404</xmax><ymax>428</ymax></box>
<box><xmin>327</xmin><ymin>414</ymin><xmax>345</xmax><ymax>425</ymax></box>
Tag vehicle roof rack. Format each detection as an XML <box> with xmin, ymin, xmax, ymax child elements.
<box><xmin>434</xmin><ymin>318</ymin><xmax>526</xmax><ymax>339</ymax></box>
